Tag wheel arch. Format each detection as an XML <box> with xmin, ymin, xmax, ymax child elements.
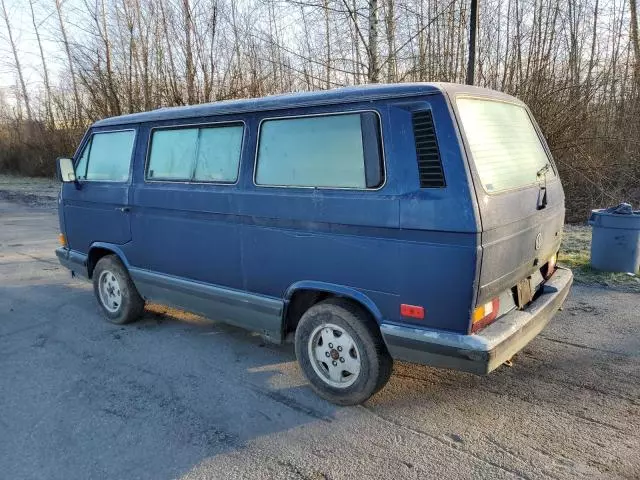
<box><xmin>283</xmin><ymin>281</ymin><xmax>384</xmax><ymax>336</ymax></box>
<box><xmin>87</xmin><ymin>242</ymin><xmax>131</xmax><ymax>279</ymax></box>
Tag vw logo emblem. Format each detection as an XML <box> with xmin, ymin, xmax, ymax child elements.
<box><xmin>535</xmin><ymin>232</ymin><xmax>542</xmax><ymax>250</ymax></box>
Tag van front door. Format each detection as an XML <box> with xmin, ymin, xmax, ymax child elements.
<box><xmin>62</xmin><ymin>128</ymin><xmax>137</xmax><ymax>254</ymax></box>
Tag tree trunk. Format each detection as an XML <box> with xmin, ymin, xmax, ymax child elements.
<box><xmin>385</xmin><ymin>0</ymin><xmax>396</xmax><ymax>82</ymax></box>
<box><xmin>368</xmin><ymin>0</ymin><xmax>379</xmax><ymax>83</ymax></box>
<box><xmin>100</xmin><ymin>0</ymin><xmax>121</xmax><ymax>115</ymax></box>
<box><xmin>586</xmin><ymin>0</ymin><xmax>599</xmax><ymax>93</ymax></box>
<box><xmin>159</xmin><ymin>0</ymin><xmax>181</xmax><ymax>104</ymax></box>
<box><xmin>183</xmin><ymin>0</ymin><xmax>196</xmax><ymax>104</ymax></box>
<box><xmin>55</xmin><ymin>0</ymin><xmax>83</xmax><ymax>124</ymax></box>
<box><xmin>630</xmin><ymin>0</ymin><xmax>640</xmax><ymax>82</ymax></box>
<box><xmin>1</xmin><ymin>0</ymin><xmax>33</xmax><ymax>122</ymax></box>
<box><xmin>324</xmin><ymin>0</ymin><xmax>331</xmax><ymax>89</ymax></box>
<box><xmin>29</xmin><ymin>0</ymin><xmax>53</xmax><ymax>127</ymax></box>
<box><xmin>466</xmin><ymin>0</ymin><xmax>478</xmax><ymax>85</ymax></box>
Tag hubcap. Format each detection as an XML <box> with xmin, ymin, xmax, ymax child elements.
<box><xmin>98</xmin><ymin>270</ymin><xmax>122</xmax><ymax>313</ymax></box>
<box><xmin>308</xmin><ymin>323</ymin><xmax>361</xmax><ymax>388</ymax></box>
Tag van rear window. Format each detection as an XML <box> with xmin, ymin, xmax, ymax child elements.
<box><xmin>456</xmin><ymin>98</ymin><xmax>554</xmax><ymax>193</ymax></box>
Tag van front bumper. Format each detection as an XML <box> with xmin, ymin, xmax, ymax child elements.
<box><xmin>55</xmin><ymin>247</ymin><xmax>89</xmax><ymax>279</ymax></box>
<box><xmin>380</xmin><ymin>267</ymin><xmax>573</xmax><ymax>374</ymax></box>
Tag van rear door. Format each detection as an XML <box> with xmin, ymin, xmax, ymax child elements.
<box><xmin>453</xmin><ymin>95</ymin><xmax>565</xmax><ymax>312</ymax></box>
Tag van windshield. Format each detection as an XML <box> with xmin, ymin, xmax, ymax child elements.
<box><xmin>456</xmin><ymin>98</ymin><xmax>554</xmax><ymax>193</ymax></box>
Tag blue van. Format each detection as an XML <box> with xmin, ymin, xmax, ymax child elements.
<box><xmin>55</xmin><ymin>83</ymin><xmax>573</xmax><ymax>405</ymax></box>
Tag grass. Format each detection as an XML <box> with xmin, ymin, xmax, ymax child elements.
<box><xmin>560</xmin><ymin>225</ymin><xmax>640</xmax><ymax>292</ymax></box>
<box><xmin>0</xmin><ymin>174</ymin><xmax>59</xmax><ymax>197</ymax></box>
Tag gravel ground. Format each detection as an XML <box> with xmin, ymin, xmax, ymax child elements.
<box><xmin>0</xmin><ymin>175</ymin><xmax>59</xmax><ymax>208</ymax></box>
<box><xmin>0</xmin><ymin>198</ymin><xmax>639</xmax><ymax>479</ymax></box>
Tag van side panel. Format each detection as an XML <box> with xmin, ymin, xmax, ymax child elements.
<box><xmin>126</xmin><ymin>122</ymin><xmax>245</xmax><ymax>291</ymax></box>
<box><xmin>237</xmin><ymin>104</ymin><xmax>401</xmax><ymax>327</ymax></box>
<box><xmin>70</xmin><ymin>91</ymin><xmax>479</xmax><ymax>338</ymax></box>
<box><xmin>396</xmin><ymin>94</ymin><xmax>480</xmax><ymax>333</ymax></box>
<box><xmin>238</xmin><ymin>96</ymin><xmax>478</xmax><ymax>334</ymax></box>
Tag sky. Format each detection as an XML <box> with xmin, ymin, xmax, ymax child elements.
<box><xmin>0</xmin><ymin>0</ymin><xmax>81</xmax><ymax>98</ymax></box>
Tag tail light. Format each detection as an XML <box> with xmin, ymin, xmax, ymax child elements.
<box><xmin>471</xmin><ymin>298</ymin><xmax>500</xmax><ymax>333</ymax></box>
<box><xmin>58</xmin><ymin>233</ymin><xmax>67</xmax><ymax>247</ymax></box>
<box><xmin>544</xmin><ymin>253</ymin><xmax>557</xmax><ymax>279</ymax></box>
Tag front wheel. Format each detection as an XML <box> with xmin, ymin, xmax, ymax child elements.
<box><xmin>294</xmin><ymin>298</ymin><xmax>393</xmax><ymax>405</ymax></box>
<box><xmin>93</xmin><ymin>255</ymin><xmax>145</xmax><ymax>325</ymax></box>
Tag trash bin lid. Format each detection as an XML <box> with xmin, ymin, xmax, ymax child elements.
<box><xmin>589</xmin><ymin>204</ymin><xmax>640</xmax><ymax>229</ymax></box>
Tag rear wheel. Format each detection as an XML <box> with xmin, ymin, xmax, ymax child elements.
<box><xmin>93</xmin><ymin>255</ymin><xmax>144</xmax><ymax>325</ymax></box>
<box><xmin>294</xmin><ymin>298</ymin><xmax>392</xmax><ymax>405</ymax></box>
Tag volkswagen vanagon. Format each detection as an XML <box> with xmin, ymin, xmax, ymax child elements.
<box><xmin>55</xmin><ymin>83</ymin><xmax>573</xmax><ymax>405</ymax></box>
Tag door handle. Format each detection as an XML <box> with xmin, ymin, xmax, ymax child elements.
<box><xmin>116</xmin><ymin>206</ymin><xmax>131</xmax><ymax>213</ymax></box>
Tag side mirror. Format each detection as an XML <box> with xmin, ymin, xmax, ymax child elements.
<box><xmin>56</xmin><ymin>157</ymin><xmax>76</xmax><ymax>183</ymax></box>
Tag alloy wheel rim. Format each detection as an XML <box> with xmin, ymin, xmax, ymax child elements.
<box><xmin>307</xmin><ymin>323</ymin><xmax>361</xmax><ymax>388</ymax></box>
<box><xmin>98</xmin><ymin>270</ymin><xmax>122</xmax><ymax>313</ymax></box>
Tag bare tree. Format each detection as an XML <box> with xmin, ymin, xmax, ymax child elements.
<box><xmin>55</xmin><ymin>0</ymin><xmax>83</xmax><ymax>123</ymax></box>
<box><xmin>384</xmin><ymin>0</ymin><xmax>396</xmax><ymax>81</ymax></box>
<box><xmin>466</xmin><ymin>0</ymin><xmax>479</xmax><ymax>85</ymax></box>
<box><xmin>1</xmin><ymin>0</ymin><xmax>32</xmax><ymax>121</ymax></box>
<box><xmin>183</xmin><ymin>0</ymin><xmax>196</xmax><ymax>104</ymax></box>
<box><xmin>29</xmin><ymin>0</ymin><xmax>53</xmax><ymax>127</ymax></box>
<box><xmin>631</xmin><ymin>0</ymin><xmax>640</xmax><ymax>82</ymax></box>
<box><xmin>0</xmin><ymin>0</ymin><xmax>638</xmax><ymax>219</ymax></box>
<box><xmin>368</xmin><ymin>0</ymin><xmax>379</xmax><ymax>82</ymax></box>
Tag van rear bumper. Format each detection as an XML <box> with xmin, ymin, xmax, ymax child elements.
<box><xmin>55</xmin><ymin>247</ymin><xmax>89</xmax><ymax>279</ymax></box>
<box><xmin>380</xmin><ymin>267</ymin><xmax>573</xmax><ymax>374</ymax></box>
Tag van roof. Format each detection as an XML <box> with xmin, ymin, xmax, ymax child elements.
<box><xmin>92</xmin><ymin>82</ymin><xmax>518</xmax><ymax>128</ymax></box>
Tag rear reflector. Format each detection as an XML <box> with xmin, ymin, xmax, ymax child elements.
<box><xmin>401</xmin><ymin>304</ymin><xmax>425</xmax><ymax>320</ymax></box>
<box><xmin>471</xmin><ymin>298</ymin><xmax>500</xmax><ymax>333</ymax></box>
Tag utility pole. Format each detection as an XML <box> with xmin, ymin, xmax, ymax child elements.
<box><xmin>368</xmin><ymin>0</ymin><xmax>379</xmax><ymax>83</ymax></box>
<box><xmin>466</xmin><ymin>0</ymin><xmax>479</xmax><ymax>85</ymax></box>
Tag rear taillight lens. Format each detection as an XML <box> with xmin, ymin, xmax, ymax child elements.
<box><xmin>471</xmin><ymin>298</ymin><xmax>500</xmax><ymax>333</ymax></box>
<box><xmin>545</xmin><ymin>254</ymin><xmax>557</xmax><ymax>279</ymax></box>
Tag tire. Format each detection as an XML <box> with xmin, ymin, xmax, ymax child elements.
<box><xmin>92</xmin><ymin>255</ymin><xmax>145</xmax><ymax>325</ymax></box>
<box><xmin>294</xmin><ymin>298</ymin><xmax>393</xmax><ymax>405</ymax></box>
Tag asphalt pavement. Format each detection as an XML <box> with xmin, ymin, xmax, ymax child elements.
<box><xmin>0</xmin><ymin>199</ymin><xmax>638</xmax><ymax>479</ymax></box>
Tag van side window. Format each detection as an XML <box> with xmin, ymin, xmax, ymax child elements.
<box><xmin>255</xmin><ymin>112</ymin><xmax>383</xmax><ymax>189</ymax></box>
<box><xmin>75</xmin><ymin>130</ymin><xmax>136</xmax><ymax>182</ymax></box>
<box><xmin>147</xmin><ymin>124</ymin><xmax>243</xmax><ymax>183</ymax></box>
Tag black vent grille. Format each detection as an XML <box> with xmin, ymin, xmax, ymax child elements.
<box><xmin>412</xmin><ymin>110</ymin><xmax>445</xmax><ymax>188</ymax></box>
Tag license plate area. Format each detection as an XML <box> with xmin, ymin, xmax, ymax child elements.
<box><xmin>515</xmin><ymin>276</ymin><xmax>534</xmax><ymax>308</ymax></box>
<box><xmin>515</xmin><ymin>269</ymin><xmax>546</xmax><ymax>309</ymax></box>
